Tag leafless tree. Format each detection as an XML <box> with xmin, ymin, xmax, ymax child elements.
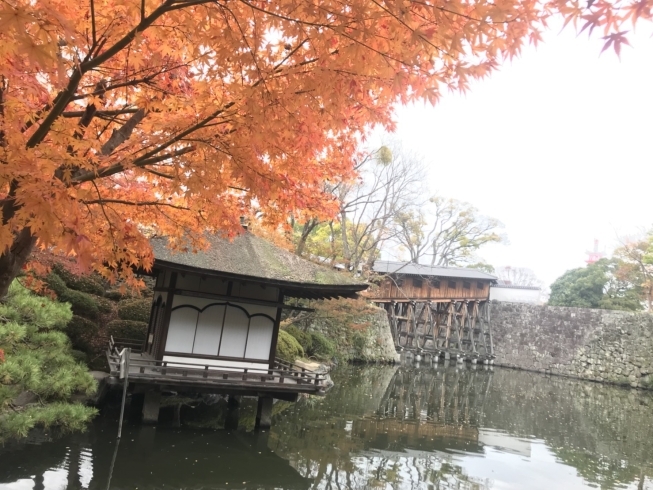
<box><xmin>338</xmin><ymin>144</ymin><xmax>427</xmax><ymax>271</ymax></box>
<box><xmin>393</xmin><ymin>195</ymin><xmax>503</xmax><ymax>266</ymax></box>
<box><xmin>291</xmin><ymin>143</ymin><xmax>426</xmax><ymax>271</ymax></box>
<box><xmin>496</xmin><ymin>266</ymin><xmax>543</xmax><ymax>287</ymax></box>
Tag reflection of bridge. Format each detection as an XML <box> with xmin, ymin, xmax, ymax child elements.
<box><xmin>270</xmin><ymin>364</ymin><xmax>495</xmax><ymax>490</ymax></box>
<box><xmin>376</xmin><ymin>365</ymin><xmax>494</xmax><ymax>429</ymax></box>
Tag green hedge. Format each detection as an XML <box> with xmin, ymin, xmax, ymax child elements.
<box><xmin>67</xmin><ymin>315</ymin><xmax>98</xmax><ymax>338</ymax></box>
<box><xmin>310</xmin><ymin>332</ymin><xmax>336</xmax><ymax>360</ymax></box>
<box><xmin>284</xmin><ymin>325</ymin><xmax>313</xmax><ymax>352</ymax></box>
<box><xmin>93</xmin><ymin>295</ymin><xmax>115</xmax><ymax>314</ymax></box>
<box><xmin>275</xmin><ymin>330</ymin><xmax>304</xmax><ymax>362</ymax></box>
<box><xmin>106</xmin><ymin>319</ymin><xmax>148</xmax><ymax>340</ymax></box>
<box><xmin>47</xmin><ymin>273</ymin><xmax>99</xmax><ymax>320</ymax></box>
<box><xmin>283</xmin><ymin>326</ymin><xmax>335</xmax><ymax>361</ymax></box>
<box><xmin>105</xmin><ymin>290</ymin><xmax>125</xmax><ymax>301</ymax></box>
<box><xmin>117</xmin><ymin>298</ymin><xmax>151</xmax><ymax>322</ymax></box>
<box><xmin>52</xmin><ymin>264</ymin><xmax>107</xmax><ymax>296</ymax></box>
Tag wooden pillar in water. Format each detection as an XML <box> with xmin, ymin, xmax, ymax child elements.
<box><xmin>255</xmin><ymin>396</ymin><xmax>274</xmax><ymax>430</ymax></box>
<box><xmin>142</xmin><ymin>390</ymin><xmax>161</xmax><ymax>424</ymax></box>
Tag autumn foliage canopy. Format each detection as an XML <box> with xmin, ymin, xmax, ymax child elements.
<box><xmin>0</xmin><ymin>0</ymin><xmax>649</xmax><ymax>295</ymax></box>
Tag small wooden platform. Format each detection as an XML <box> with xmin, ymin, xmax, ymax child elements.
<box><xmin>107</xmin><ymin>338</ymin><xmax>331</xmax><ymax>400</ymax></box>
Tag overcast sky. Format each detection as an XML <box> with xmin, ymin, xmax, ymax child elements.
<box><xmin>374</xmin><ymin>22</ymin><xmax>653</xmax><ymax>287</ymax></box>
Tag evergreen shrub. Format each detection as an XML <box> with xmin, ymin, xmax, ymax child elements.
<box><xmin>309</xmin><ymin>332</ymin><xmax>336</xmax><ymax>360</ymax></box>
<box><xmin>51</xmin><ymin>263</ymin><xmax>107</xmax><ymax>296</ymax></box>
<box><xmin>0</xmin><ymin>282</ymin><xmax>97</xmax><ymax>442</ymax></box>
<box><xmin>106</xmin><ymin>319</ymin><xmax>148</xmax><ymax>340</ymax></box>
<box><xmin>284</xmin><ymin>325</ymin><xmax>313</xmax><ymax>353</ymax></box>
<box><xmin>46</xmin><ymin>273</ymin><xmax>100</xmax><ymax>319</ymax></box>
<box><xmin>117</xmin><ymin>298</ymin><xmax>151</xmax><ymax>322</ymax></box>
<box><xmin>275</xmin><ymin>330</ymin><xmax>304</xmax><ymax>362</ymax></box>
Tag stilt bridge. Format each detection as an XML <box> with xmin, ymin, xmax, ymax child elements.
<box><xmin>369</xmin><ymin>261</ymin><xmax>498</xmax><ymax>362</ymax></box>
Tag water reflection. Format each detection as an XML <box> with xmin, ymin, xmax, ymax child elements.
<box><xmin>1</xmin><ymin>363</ymin><xmax>653</xmax><ymax>490</ymax></box>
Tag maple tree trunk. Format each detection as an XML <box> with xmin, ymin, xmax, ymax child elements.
<box><xmin>295</xmin><ymin>218</ymin><xmax>318</xmax><ymax>256</ymax></box>
<box><xmin>0</xmin><ymin>182</ymin><xmax>37</xmax><ymax>298</ymax></box>
<box><xmin>0</xmin><ymin>227</ymin><xmax>36</xmax><ymax>298</ymax></box>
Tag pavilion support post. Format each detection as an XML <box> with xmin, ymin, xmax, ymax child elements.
<box><xmin>142</xmin><ymin>390</ymin><xmax>161</xmax><ymax>424</ymax></box>
<box><xmin>255</xmin><ymin>396</ymin><xmax>274</xmax><ymax>430</ymax></box>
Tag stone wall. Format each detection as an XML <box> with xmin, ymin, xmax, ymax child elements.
<box><xmin>491</xmin><ymin>302</ymin><xmax>653</xmax><ymax>389</ymax></box>
<box><xmin>286</xmin><ymin>300</ymin><xmax>400</xmax><ymax>363</ymax></box>
<box><xmin>307</xmin><ymin>306</ymin><xmax>400</xmax><ymax>363</ymax></box>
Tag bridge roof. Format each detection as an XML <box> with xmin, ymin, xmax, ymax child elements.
<box><xmin>372</xmin><ymin>260</ymin><xmax>497</xmax><ymax>281</ymax></box>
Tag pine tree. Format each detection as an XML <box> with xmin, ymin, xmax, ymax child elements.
<box><xmin>0</xmin><ymin>282</ymin><xmax>97</xmax><ymax>442</ymax></box>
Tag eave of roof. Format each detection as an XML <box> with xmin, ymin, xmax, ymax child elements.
<box><xmin>149</xmin><ymin>232</ymin><xmax>368</xmax><ymax>299</ymax></box>
<box><xmin>491</xmin><ymin>284</ymin><xmax>541</xmax><ymax>290</ymax></box>
<box><xmin>372</xmin><ymin>260</ymin><xmax>498</xmax><ymax>281</ymax></box>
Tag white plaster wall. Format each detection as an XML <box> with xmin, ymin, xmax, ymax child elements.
<box><xmin>490</xmin><ymin>287</ymin><xmax>541</xmax><ymax>304</ymax></box>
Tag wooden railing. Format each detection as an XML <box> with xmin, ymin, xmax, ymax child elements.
<box><xmin>106</xmin><ymin>342</ymin><xmax>330</xmax><ymax>393</ymax></box>
<box><xmin>109</xmin><ymin>336</ymin><xmax>145</xmax><ymax>355</ymax></box>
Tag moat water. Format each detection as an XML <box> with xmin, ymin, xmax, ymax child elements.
<box><xmin>2</xmin><ymin>363</ymin><xmax>653</xmax><ymax>489</ymax></box>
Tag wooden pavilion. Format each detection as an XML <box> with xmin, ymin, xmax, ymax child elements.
<box><xmin>368</xmin><ymin>261</ymin><xmax>497</xmax><ymax>361</ymax></box>
<box><xmin>107</xmin><ymin>231</ymin><xmax>367</xmax><ymax>427</ymax></box>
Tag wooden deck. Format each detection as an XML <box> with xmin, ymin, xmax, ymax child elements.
<box><xmin>107</xmin><ymin>338</ymin><xmax>331</xmax><ymax>398</ymax></box>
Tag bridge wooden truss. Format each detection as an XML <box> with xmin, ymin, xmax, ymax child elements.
<box><xmin>375</xmin><ymin>300</ymin><xmax>494</xmax><ymax>362</ymax></box>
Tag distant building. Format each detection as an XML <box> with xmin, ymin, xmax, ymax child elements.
<box><xmin>585</xmin><ymin>239</ymin><xmax>605</xmax><ymax>264</ymax></box>
<box><xmin>490</xmin><ymin>283</ymin><xmax>541</xmax><ymax>304</ymax></box>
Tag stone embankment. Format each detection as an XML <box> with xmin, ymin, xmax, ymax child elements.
<box><xmin>491</xmin><ymin>302</ymin><xmax>653</xmax><ymax>389</ymax></box>
<box><xmin>283</xmin><ymin>299</ymin><xmax>400</xmax><ymax>363</ymax></box>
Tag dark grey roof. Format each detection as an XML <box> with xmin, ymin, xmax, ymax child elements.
<box><xmin>491</xmin><ymin>284</ymin><xmax>541</xmax><ymax>290</ymax></box>
<box><xmin>150</xmin><ymin>232</ymin><xmax>368</xmax><ymax>299</ymax></box>
<box><xmin>373</xmin><ymin>261</ymin><xmax>497</xmax><ymax>281</ymax></box>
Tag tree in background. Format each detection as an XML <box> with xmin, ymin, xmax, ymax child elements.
<box><xmin>548</xmin><ymin>259</ymin><xmax>642</xmax><ymax>311</ymax></box>
<box><xmin>291</xmin><ymin>145</ymin><xmax>425</xmax><ymax>271</ymax></box>
<box><xmin>394</xmin><ymin>196</ymin><xmax>503</xmax><ymax>266</ymax></box>
<box><xmin>0</xmin><ymin>0</ymin><xmax>649</xmax><ymax>297</ymax></box>
<box><xmin>466</xmin><ymin>262</ymin><xmax>496</xmax><ymax>274</ymax></box>
<box><xmin>496</xmin><ymin>266</ymin><xmax>543</xmax><ymax>287</ymax></box>
<box><xmin>613</xmin><ymin>233</ymin><xmax>653</xmax><ymax>311</ymax></box>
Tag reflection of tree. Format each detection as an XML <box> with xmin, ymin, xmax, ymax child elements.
<box><xmin>270</xmin><ymin>364</ymin><xmax>493</xmax><ymax>490</ymax></box>
<box><xmin>272</xmin><ymin>364</ymin><xmax>653</xmax><ymax>490</ymax></box>
<box><xmin>478</xmin><ymin>370</ymin><xmax>653</xmax><ymax>489</ymax></box>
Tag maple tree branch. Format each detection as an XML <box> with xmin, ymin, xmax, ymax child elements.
<box><xmin>126</xmin><ymin>102</ymin><xmax>235</xmax><ymax>163</ymax></box>
<box><xmin>73</xmin><ymin>146</ymin><xmax>195</xmax><ymax>183</ymax></box>
<box><xmin>90</xmin><ymin>0</ymin><xmax>97</xmax><ymax>45</ymax></box>
<box><xmin>81</xmin><ymin>199</ymin><xmax>190</xmax><ymax>210</ymax></box>
<box><xmin>62</xmin><ymin>108</ymin><xmax>139</xmax><ymax>117</ymax></box>
<box><xmin>25</xmin><ymin>69</ymin><xmax>84</xmax><ymax>149</ymax></box>
<box><xmin>0</xmin><ymin>76</ymin><xmax>6</xmax><ymax>150</ymax></box>
<box><xmin>100</xmin><ymin>108</ymin><xmax>147</xmax><ymax>156</ymax></box>
<box><xmin>71</xmin><ymin>77</ymin><xmax>156</xmax><ymax>101</ymax></box>
<box><xmin>144</xmin><ymin>167</ymin><xmax>174</xmax><ymax>179</ymax></box>
<box><xmin>26</xmin><ymin>0</ymin><xmax>205</xmax><ymax>148</ymax></box>
<box><xmin>135</xmin><ymin>146</ymin><xmax>196</xmax><ymax>166</ymax></box>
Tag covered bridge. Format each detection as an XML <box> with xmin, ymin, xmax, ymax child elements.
<box><xmin>107</xmin><ymin>231</ymin><xmax>367</xmax><ymax>427</ymax></box>
<box><xmin>369</xmin><ymin>261</ymin><xmax>497</xmax><ymax>362</ymax></box>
